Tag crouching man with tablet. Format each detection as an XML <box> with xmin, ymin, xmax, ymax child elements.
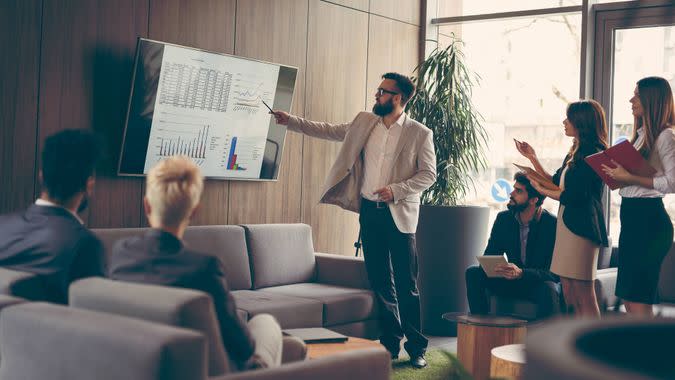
<box><xmin>465</xmin><ymin>172</ymin><xmax>561</xmax><ymax>319</ymax></box>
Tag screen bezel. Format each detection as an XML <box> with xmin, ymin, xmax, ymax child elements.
<box><xmin>117</xmin><ymin>37</ymin><xmax>298</xmax><ymax>181</ymax></box>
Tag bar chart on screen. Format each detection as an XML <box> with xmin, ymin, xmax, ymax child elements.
<box><xmin>224</xmin><ymin>136</ymin><xmax>264</xmax><ymax>173</ymax></box>
<box><xmin>147</xmin><ymin>116</ymin><xmax>215</xmax><ymax>167</ymax></box>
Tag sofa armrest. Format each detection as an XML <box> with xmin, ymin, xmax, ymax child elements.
<box><xmin>314</xmin><ymin>253</ymin><xmax>370</xmax><ymax>289</ymax></box>
<box><xmin>219</xmin><ymin>348</ymin><xmax>390</xmax><ymax>380</ymax></box>
<box><xmin>0</xmin><ymin>268</ymin><xmax>47</xmax><ymax>301</ymax></box>
<box><xmin>596</xmin><ymin>268</ymin><xmax>618</xmax><ymax>311</ymax></box>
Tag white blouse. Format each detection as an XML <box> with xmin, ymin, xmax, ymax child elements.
<box><xmin>619</xmin><ymin>127</ymin><xmax>675</xmax><ymax>198</ymax></box>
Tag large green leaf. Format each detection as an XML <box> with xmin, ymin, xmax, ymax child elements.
<box><xmin>406</xmin><ymin>36</ymin><xmax>488</xmax><ymax>206</ymax></box>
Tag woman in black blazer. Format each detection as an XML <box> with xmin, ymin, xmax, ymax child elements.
<box><xmin>516</xmin><ymin>100</ymin><xmax>609</xmax><ymax>317</ymax></box>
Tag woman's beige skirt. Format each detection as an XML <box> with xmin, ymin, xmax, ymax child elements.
<box><xmin>550</xmin><ymin>205</ymin><xmax>600</xmax><ymax>280</ymax></box>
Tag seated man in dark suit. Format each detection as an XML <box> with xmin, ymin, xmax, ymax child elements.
<box><xmin>0</xmin><ymin>129</ymin><xmax>105</xmax><ymax>304</ymax></box>
<box><xmin>109</xmin><ymin>156</ymin><xmax>282</xmax><ymax>371</ymax></box>
<box><xmin>465</xmin><ymin>172</ymin><xmax>560</xmax><ymax>319</ymax></box>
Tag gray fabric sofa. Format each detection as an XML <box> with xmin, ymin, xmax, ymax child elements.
<box><xmin>92</xmin><ymin>224</ymin><xmax>380</xmax><ymax>338</ymax></box>
<box><xmin>0</xmin><ymin>302</ymin><xmax>392</xmax><ymax>380</ymax></box>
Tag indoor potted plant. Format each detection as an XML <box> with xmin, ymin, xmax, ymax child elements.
<box><xmin>406</xmin><ymin>35</ymin><xmax>490</xmax><ymax>335</ymax></box>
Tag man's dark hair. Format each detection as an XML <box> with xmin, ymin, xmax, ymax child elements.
<box><xmin>41</xmin><ymin>129</ymin><xmax>100</xmax><ymax>202</ymax></box>
<box><xmin>382</xmin><ymin>72</ymin><xmax>415</xmax><ymax>104</ymax></box>
<box><xmin>513</xmin><ymin>171</ymin><xmax>545</xmax><ymax>207</ymax></box>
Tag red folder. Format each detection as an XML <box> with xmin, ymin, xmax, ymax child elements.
<box><xmin>584</xmin><ymin>140</ymin><xmax>656</xmax><ymax>190</ymax></box>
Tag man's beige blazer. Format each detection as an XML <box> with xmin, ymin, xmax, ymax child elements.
<box><xmin>287</xmin><ymin>111</ymin><xmax>436</xmax><ymax>233</ymax></box>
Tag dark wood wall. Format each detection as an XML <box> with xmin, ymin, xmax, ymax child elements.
<box><xmin>0</xmin><ymin>0</ymin><xmax>421</xmax><ymax>255</ymax></box>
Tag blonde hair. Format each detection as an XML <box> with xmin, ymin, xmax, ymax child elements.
<box><xmin>146</xmin><ymin>156</ymin><xmax>204</xmax><ymax>228</ymax></box>
<box><xmin>633</xmin><ymin>77</ymin><xmax>675</xmax><ymax>158</ymax></box>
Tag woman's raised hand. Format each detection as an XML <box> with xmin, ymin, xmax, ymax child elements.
<box><xmin>514</xmin><ymin>139</ymin><xmax>537</xmax><ymax>161</ymax></box>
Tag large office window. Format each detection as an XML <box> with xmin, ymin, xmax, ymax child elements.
<box><xmin>593</xmin><ymin>2</ymin><xmax>675</xmax><ymax>242</ymax></box>
<box><xmin>437</xmin><ymin>10</ymin><xmax>582</xmax><ymax>225</ymax></box>
<box><xmin>435</xmin><ymin>1</ymin><xmax>675</xmax><ymax>240</ymax></box>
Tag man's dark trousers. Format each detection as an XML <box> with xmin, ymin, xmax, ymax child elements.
<box><xmin>359</xmin><ymin>198</ymin><xmax>428</xmax><ymax>357</ymax></box>
<box><xmin>465</xmin><ymin>266</ymin><xmax>562</xmax><ymax>319</ymax></box>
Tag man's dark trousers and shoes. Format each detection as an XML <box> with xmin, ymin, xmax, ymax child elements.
<box><xmin>360</xmin><ymin>199</ymin><xmax>428</xmax><ymax>368</ymax></box>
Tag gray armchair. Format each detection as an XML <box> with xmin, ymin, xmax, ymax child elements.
<box><xmin>0</xmin><ymin>302</ymin><xmax>208</xmax><ymax>380</ymax></box>
<box><xmin>0</xmin><ymin>302</ymin><xmax>391</xmax><ymax>380</ymax></box>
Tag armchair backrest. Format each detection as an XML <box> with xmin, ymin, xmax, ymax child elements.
<box><xmin>0</xmin><ymin>302</ymin><xmax>206</xmax><ymax>380</ymax></box>
<box><xmin>69</xmin><ymin>277</ymin><xmax>230</xmax><ymax>376</ymax></box>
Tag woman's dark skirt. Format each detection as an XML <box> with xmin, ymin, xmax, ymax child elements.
<box><xmin>616</xmin><ymin>197</ymin><xmax>674</xmax><ymax>304</ymax></box>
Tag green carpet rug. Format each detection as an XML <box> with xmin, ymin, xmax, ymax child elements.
<box><xmin>392</xmin><ymin>350</ymin><xmax>473</xmax><ymax>380</ymax></box>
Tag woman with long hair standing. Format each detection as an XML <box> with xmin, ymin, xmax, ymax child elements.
<box><xmin>602</xmin><ymin>77</ymin><xmax>675</xmax><ymax>316</ymax></box>
<box><xmin>516</xmin><ymin>100</ymin><xmax>609</xmax><ymax>317</ymax></box>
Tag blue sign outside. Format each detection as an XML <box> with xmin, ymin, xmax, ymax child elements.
<box><xmin>491</xmin><ymin>178</ymin><xmax>512</xmax><ymax>203</ymax></box>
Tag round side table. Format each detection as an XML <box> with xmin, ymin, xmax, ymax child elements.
<box><xmin>443</xmin><ymin>313</ymin><xmax>527</xmax><ymax>380</ymax></box>
<box><xmin>491</xmin><ymin>343</ymin><xmax>526</xmax><ymax>379</ymax></box>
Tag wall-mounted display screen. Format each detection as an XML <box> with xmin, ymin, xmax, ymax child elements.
<box><xmin>118</xmin><ymin>38</ymin><xmax>297</xmax><ymax>180</ymax></box>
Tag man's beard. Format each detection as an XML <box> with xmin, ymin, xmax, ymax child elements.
<box><xmin>372</xmin><ymin>98</ymin><xmax>394</xmax><ymax>116</ymax></box>
<box><xmin>506</xmin><ymin>198</ymin><xmax>528</xmax><ymax>213</ymax></box>
<box><xmin>77</xmin><ymin>194</ymin><xmax>90</xmax><ymax>214</ymax></box>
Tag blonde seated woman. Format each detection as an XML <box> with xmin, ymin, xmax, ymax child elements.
<box><xmin>108</xmin><ymin>156</ymin><xmax>284</xmax><ymax>371</ymax></box>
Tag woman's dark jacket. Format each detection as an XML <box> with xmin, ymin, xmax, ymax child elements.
<box><xmin>552</xmin><ymin>145</ymin><xmax>609</xmax><ymax>247</ymax></box>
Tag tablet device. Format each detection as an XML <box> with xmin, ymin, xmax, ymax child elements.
<box><xmin>477</xmin><ymin>253</ymin><xmax>509</xmax><ymax>278</ymax></box>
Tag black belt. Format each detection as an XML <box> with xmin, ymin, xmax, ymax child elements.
<box><xmin>361</xmin><ymin>198</ymin><xmax>388</xmax><ymax>209</ymax></box>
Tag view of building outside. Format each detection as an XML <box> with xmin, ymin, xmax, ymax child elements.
<box><xmin>439</xmin><ymin>14</ymin><xmax>582</xmax><ymax>228</ymax></box>
<box><xmin>437</xmin><ymin>4</ymin><xmax>675</xmax><ymax>243</ymax></box>
<box><xmin>609</xmin><ymin>26</ymin><xmax>675</xmax><ymax>242</ymax></box>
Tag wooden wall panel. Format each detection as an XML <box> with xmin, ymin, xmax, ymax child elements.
<box><xmin>370</xmin><ymin>0</ymin><xmax>421</xmax><ymax>25</ymax></box>
<box><xmin>228</xmin><ymin>0</ymin><xmax>308</xmax><ymax>225</ymax></box>
<box><xmin>322</xmin><ymin>0</ymin><xmax>369</xmax><ymax>12</ymax></box>
<box><xmin>366</xmin><ymin>15</ymin><xmax>420</xmax><ymax>112</ymax></box>
<box><xmin>304</xmin><ymin>0</ymin><xmax>368</xmax><ymax>254</ymax></box>
<box><xmin>0</xmin><ymin>0</ymin><xmax>41</xmax><ymax>214</ymax></box>
<box><xmin>38</xmin><ymin>0</ymin><xmax>147</xmax><ymax>227</ymax></box>
<box><xmin>149</xmin><ymin>0</ymin><xmax>236</xmax><ymax>226</ymax></box>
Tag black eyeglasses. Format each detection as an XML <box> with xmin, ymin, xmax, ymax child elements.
<box><xmin>376</xmin><ymin>88</ymin><xmax>399</xmax><ymax>96</ymax></box>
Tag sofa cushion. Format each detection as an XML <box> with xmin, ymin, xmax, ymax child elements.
<box><xmin>94</xmin><ymin>226</ymin><xmax>253</xmax><ymax>291</ymax></box>
<box><xmin>232</xmin><ymin>290</ymin><xmax>323</xmax><ymax>328</ymax></box>
<box><xmin>242</xmin><ymin>224</ymin><xmax>316</xmax><ymax>289</ymax></box>
<box><xmin>261</xmin><ymin>283</ymin><xmax>377</xmax><ymax>326</ymax></box>
<box><xmin>183</xmin><ymin>225</ymin><xmax>252</xmax><ymax>290</ymax></box>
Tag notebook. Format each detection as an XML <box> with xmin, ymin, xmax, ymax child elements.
<box><xmin>584</xmin><ymin>140</ymin><xmax>656</xmax><ymax>190</ymax></box>
<box><xmin>282</xmin><ymin>328</ymin><xmax>349</xmax><ymax>343</ymax></box>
